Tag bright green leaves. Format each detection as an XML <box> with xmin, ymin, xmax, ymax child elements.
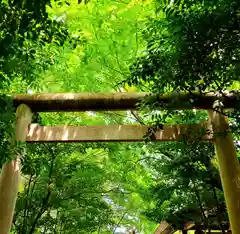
<box><xmin>0</xmin><ymin>95</ymin><xmax>15</xmax><ymax>164</ymax></box>
<box><xmin>15</xmin><ymin>143</ymin><xmax>113</xmax><ymax>233</ymax></box>
<box><xmin>0</xmin><ymin>0</ymin><xmax>78</xmax><ymax>169</ymax></box>
<box><xmin>0</xmin><ymin>0</ymin><xmax>78</xmax><ymax>91</ymax></box>
<box><xmin>37</xmin><ymin>0</ymin><xmax>154</xmax><ymax>93</ymax></box>
<box><xmin>142</xmin><ymin>141</ymin><xmax>226</xmax><ymax>229</ymax></box>
<box><xmin>127</xmin><ymin>0</ymin><xmax>240</xmax><ymax>94</ymax></box>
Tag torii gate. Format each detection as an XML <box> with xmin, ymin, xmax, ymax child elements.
<box><xmin>0</xmin><ymin>92</ymin><xmax>239</xmax><ymax>234</ymax></box>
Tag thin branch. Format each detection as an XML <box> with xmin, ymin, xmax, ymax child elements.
<box><xmin>113</xmin><ymin>212</ymin><xmax>127</xmax><ymax>234</ymax></box>
<box><xmin>29</xmin><ymin>145</ymin><xmax>56</xmax><ymax>234</ymax></box>
<box><xmin>60</xmin><ymin>188</ymin><xmax>131</xmax><ymax>202</ymax></box>
<box><xmin>26</xmin><ymin>174</ymin><xmax>39</xmax><ymax>224</ymax></box>
<box><xmin>22</xmin><ymin>173</ymin><xmax>33</xmax><ymax>233</ymax></box>
<box><xmin>130</xmin><ymin>110</ymin><xmax>146</xmax><ymax>125</ymax></box>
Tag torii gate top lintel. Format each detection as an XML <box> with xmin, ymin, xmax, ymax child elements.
<box><xmin>12</xmin><ymin>91</ymin><xmax>240</xmax><ymax>112</ymax></box>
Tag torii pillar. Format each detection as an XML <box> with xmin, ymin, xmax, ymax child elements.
<box><xmin>0</xmin><ymin>104</ymin><xmax>32</xmax><ymax>234</ymax></box>
<box><xmin>209</xmin><ymin>102</ymin><xmax>240</xmax><ymax>234</ymax></box>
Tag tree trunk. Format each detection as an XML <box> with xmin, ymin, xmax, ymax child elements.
<box><xmin>195</xmin><ymin>224</ymin><xmax>204</xmax><ymax>234</ymax></box>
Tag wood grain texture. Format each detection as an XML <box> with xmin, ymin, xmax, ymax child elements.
<box><xmin>12</xmin><ymin>91</ymin><xmax>240</xmax><ymax>112</ymax></box>
<box><xmin>209</xmin><ymin>110</ymin><xmax>240</xmax><ymax>234</ymax></box>
<box><xmin>26</xmin><ymin>123</ymin><xmax>213</xmax><ymax>142</ymax></box>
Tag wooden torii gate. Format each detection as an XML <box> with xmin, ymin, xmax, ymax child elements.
<box><xmin>0</xmin><ymin>92</ymin><xmax>239</xmax><ymax>234</ymax></box>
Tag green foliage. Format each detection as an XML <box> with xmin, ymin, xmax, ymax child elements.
<box><xmin>142</xmin><ymin>141</ymin><xmax>227</xmax><ymax>229</ymax></box>
<box><xmin>14</xmin><ymin>144</ymin><xmax>114</xmax><ymax>233</ymax></box>
<box><xmin>13</xmin><ymin>140</ymin><xmax>156</xmax><ymax>233</ymax></box>
<box><xmin>35</xmin><ymin>0</ymin><xmax>154</xmax><ymax>92</ymax></box>
<box><xmin>133</xmin><ymin>106</ymin><xmax>227</xmax><ymax>229</ymax></box>
<box><xmin>1</xmin><ymin>0</ymin><xmax>238</xmax><ymax>232</ymax></box>
<box><xmin>0</xmin><ymin>95</ymin><xmax>15</xmax><ymax>165</ymax></box>
<box><xmin>0</xmin><ymin>0</ymin><xmax>76</xmax><ymax>89</ymax></box>
<box><xmin>0</xmin><ymin>0</ymin><xmax>77</xmax><ymax>163</ymax></box>
<box><xmin>127</xmin><ymin>0</ymin><xmax>240</xmax><ymax>94</ymax></box>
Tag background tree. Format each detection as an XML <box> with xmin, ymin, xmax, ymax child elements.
<box><xmin>127</xmin><ymin>0</ymin><xmax>240</xmax><ymax>94</ymax></box>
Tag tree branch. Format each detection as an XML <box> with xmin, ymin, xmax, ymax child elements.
<box><xmin>29</xmin><ymin>145</ymin><xmax>55</xmax><ymax>234</ymax></box>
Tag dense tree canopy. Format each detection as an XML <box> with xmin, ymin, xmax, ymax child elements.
<box><xmin>127</xmin><ymin>0</ymin><xmax>240</xmax><ymax>93</ymax></box>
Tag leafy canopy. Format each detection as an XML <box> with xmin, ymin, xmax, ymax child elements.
<box><xmin>127</xmin><ymin>0</ymin><xmax>240</xmax><ymax>94</ymax></box>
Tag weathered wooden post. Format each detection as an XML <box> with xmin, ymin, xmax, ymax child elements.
<box><xmin>0</xmin><ymin>104</ymin><xmax>32</xmax><ymax>234</ymax></box>
<box><xmin>209</xmin><ymin>101</ymin><xmax>240</xmax><ymax>234</ymax></box>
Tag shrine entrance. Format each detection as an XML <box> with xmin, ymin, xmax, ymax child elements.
<box><xmin>0</xmin><ymin>92</ymin><xmax>239</xmax><ymax>234</ymax></box>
